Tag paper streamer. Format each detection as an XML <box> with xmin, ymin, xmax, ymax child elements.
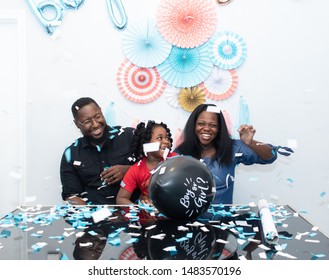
<box><xmin>258</xmin><ymin>199</ymin><xmax>279</xmax><ymax>245</ymax></box>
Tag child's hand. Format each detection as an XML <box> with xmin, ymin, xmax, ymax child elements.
<box><xmin>140</xmin><ymin>195</ymin><xmax>152</xmax><ymax>205</ymax></box>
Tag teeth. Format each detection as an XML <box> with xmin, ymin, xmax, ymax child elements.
<box><xmin>201</xmin><ymin>134</ymin><xmax>211</xmax><ymax>139</ymax></box>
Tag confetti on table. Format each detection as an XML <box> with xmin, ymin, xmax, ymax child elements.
<box><xmin>177</xmin><ymin>226</ymin><xmax>189</xmax><ymax>231</ymax></box>
<box><xmin>305</xmin><ymin>239</ymin><xmax>320</xmax><ymax>243</ymax></box>
<box><xmin>163</xmin><ymin>246</ymin><xmax>176</xmax><ymax>252</ymax></box>
<box><xmin>247</xmin><ymin>238</ymin><xmax>261</xmax><ymax>244</ymax></box>
<box><xmin>216</xmin><ymin>238</ymin><xmax>229</xmax><ymax>244</ymax></box>
<box><xmin>276</xmin><ymin>251</ymin><xmax>297</xmax><ymax>259</ymax></box>
<box><xmin>0</xmin><ymin>230</ymin><xmax>11</xmax><ymax>238</ymax></box>
<box><xmin>92</xmin><ymin>207</ymin><xmax>112</xmax><ymax>223</ymax></box>
<box><xmin>176</xmin><ymin>237</ymin><xmax>189</xmax><ymax>242</ymax></box>
<box><xmin>311</xmin><ymin>253</ymin><xmax>326</xmax><ymax>260</ymax></box>
<box><xmin>151</xmin><ymin>233</ymin><xmax>166</xmax><ymax>240</ymax></box>
<box><xmin>126</xmin><ymin>237</ymin><xmax>139</xmax><ymax>244</ymax></box>
<box><xmin>108</xmin><ymin>237</ymin><xmax>121</xmax><ymax>246</ymax></box>
<box><xmin>31</xmin><ymin>242</ymin><xmax>48</xmax><ymax>252</ymax></box>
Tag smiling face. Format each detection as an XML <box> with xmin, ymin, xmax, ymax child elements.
<box><xmin>195</xmin><ymin>110</ymin><xmax>219</xmax><ymax>148</ymax></box>
<box><xmin>148</xmin><ymin>125</ymin><xmax>172</xmax><ymax>158</ymax></box>
<box><xmin>74</xmin><ymin>102</ymin><xmax>107</xmax><ymax>142</ymax></box>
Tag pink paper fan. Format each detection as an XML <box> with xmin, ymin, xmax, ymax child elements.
<box><xmin>116</xmin><ymin>59</ymin><xmax>166</xmax><ymax>104</ymax></box>
<box><xmin>156</xmin><ymin>0</ymin><xmax>217</xmax><ymax>48</ymax></box>
<box><xmin>200</xmin><ymin>67</ymin><xmax>238</xmax><ymax>100</ymax></box>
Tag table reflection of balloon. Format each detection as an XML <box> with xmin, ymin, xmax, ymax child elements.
<box><xmin>146</xmin><ymin>219</ymin><xmax>238</xmax><ymax>260</ymax></box>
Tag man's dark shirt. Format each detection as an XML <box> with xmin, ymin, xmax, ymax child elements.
<box><xmin>60</xmin><ymin>126</ymin><xmax>139</xmax><ymax>204</ymax></box>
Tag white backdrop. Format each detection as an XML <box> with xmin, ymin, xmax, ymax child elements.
<box><xmin>1</xmin><ymin>0</ymin><xmax>329</xmax><ymax>236</ymax></box>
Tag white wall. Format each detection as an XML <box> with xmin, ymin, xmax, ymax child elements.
<box><xmin>1</xmin><ymin>0</ymin><xmax>329</xmax><ymax>236</ymax></box>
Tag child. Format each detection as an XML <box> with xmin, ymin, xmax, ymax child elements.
<box><xmin>116</xmin><ymin>120</ymin><xmax>177</xmax><ymax>205</ymax></box>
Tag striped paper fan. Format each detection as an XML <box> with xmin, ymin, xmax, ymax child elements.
<box><xmin>201</xmin><ymin>67</ymin><xmax>238</xmax><ymax>100</ymax></box>
<box><xmin>117</xmin><ymin>59</ymin><xmax>166</xmax><ymax>104</ymax></box>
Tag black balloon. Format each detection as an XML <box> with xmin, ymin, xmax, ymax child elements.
<box><xmin>149</xmin><ymin>156</ymin><xmax>215</xmax><ymax>220</ymax></box>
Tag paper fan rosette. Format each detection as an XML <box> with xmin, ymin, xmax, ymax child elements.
<box><xmin>164</xmin><ymin>84</ymin><xmax>180</xmax><ymax>108</ymax></box>
<box><xmin>178</xmin><ymin>86</ymin><xmax>206</xmax><ymax>112</ymax></box>
<box><xmin>117</xmin><ymin>59</ymin><xmax>166</xmax><ymax>104</ymax></box>
<box><xmin>156</xmin><ymin>0</ymin><xmax>217</xmax><ymax>48</ymax></box>
<box><xmin>156</xmin><ymin>44</ymin><xmax>213</xmax><ymax>88</ymax></box>
<box><xmin>200</xmin><ymin>66</ymin><xmax>238</xmax><ymax>100</ymax></box>
<box><xmin>208</xmin><ymin>31</ymin><xmax>247</xmax><ymax>69</ymax></box>
<box><xmin>122</xmin><ymin>20</ymin><xmax>172</xmax><ymax>68</ymax></box>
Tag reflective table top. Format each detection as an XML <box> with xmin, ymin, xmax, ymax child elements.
<box><xmin>0</xmin><ymin>204</ymin><xmax>328</xmax><ymax>260</ymax></box>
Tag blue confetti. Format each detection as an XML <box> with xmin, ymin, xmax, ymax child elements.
<box><xmin>60</xmin><ymin>253</ymin><xmax>70</xmax><ymax>260</ymax></box>
<box><xmin>0</xmin><ymin>229</ymin><xmax>11</xmax><ymax>238</ymax></box>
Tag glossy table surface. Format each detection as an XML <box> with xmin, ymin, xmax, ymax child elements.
<box><xmin>0</xmin><ymin>204</ymin><xmax>328</xmax><ymax>260</ymax></box>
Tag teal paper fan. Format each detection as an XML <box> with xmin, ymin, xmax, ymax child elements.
<box><xmin>156</xmin><ymin>44</ymin><xmax>213</xmax><ymax>88</ymax></box>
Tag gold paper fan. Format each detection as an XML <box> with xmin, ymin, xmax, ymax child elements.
<box><xmin>178</xmin><ymin>86</ymin><xmax>206</xmax><ymax>112</ymax></box>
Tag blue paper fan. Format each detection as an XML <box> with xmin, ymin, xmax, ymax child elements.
<box><xmin>122</xmin><ymin>19</ymin><xmax>172</xmax><ymax>68</ymax></box>
<box><xmin>156</xmin><ymin>44</ymin><xmax>213</xmax><ymax>88</ymax></box>
<box><xmin>208</xmin><ymin>31</ymin><xmax>247</xmax><ymax>70</ymax></box>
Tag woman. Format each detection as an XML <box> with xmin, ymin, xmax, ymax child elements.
<box><xmin>174</xmin><ymin>104</ymin><xmax>290</xmax><ymax>204</ymax></box>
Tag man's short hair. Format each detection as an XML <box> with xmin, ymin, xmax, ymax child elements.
<box><xmin>71</xmin><ymin>97</ymin><xmax>100</xmax><ymax>120</ymax></box>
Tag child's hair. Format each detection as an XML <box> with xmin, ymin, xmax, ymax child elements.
<box><xmin>132</xmin><ymin>120</ymin><xmax>173</xmax><ymax>161</ymax></box>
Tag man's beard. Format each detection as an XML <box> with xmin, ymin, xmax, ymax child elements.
<box><xmin>85</xmin><ymin>126</ymin><xmax>109</xmax><ymax>146</ymax></box>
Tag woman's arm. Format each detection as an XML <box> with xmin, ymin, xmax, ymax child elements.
<box><xmin>238</xmin><ymin>125</ymin><xmax>273</xmax><ymax>160</ymax></box>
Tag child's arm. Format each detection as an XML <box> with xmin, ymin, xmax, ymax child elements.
<box><xmin>116</xmin><ymin>187</ymin><xmax>134</xmax><ymax>205</ymax></box>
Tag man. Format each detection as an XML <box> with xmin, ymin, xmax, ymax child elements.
<box><xmin>60</xmin><ymin>97</ymin><xmax>139</xmax><ymax>205</ymax></box>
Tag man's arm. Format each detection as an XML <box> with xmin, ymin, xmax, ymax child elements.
<box><xmin>60</xmin><ymin>150</ymin><xmax>86</xmax><ymax>205</ymax></box>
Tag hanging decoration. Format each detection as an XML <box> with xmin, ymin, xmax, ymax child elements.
<box><xmin>156</xmin><ymin>44</ymin><xmax>213</xmax><ymax>88</ymax></box>
<box><xmin>234</xmin><ymin>96</ymin><xmax>250</xmax><ymax>137</ymax></box>
<box><xmin>25</xmin><ymin>0</ymin><xmax>84</xmax><ymax>35</ymax></box>
<box><xmin>106</xmin><ymin>0</ymin><xmax>127</xmax><ymax>30</ymax></box>
<box><xmin>104</xmin><ymin>101</ymin><xmax>116</xmax><ymax>126</ymax></box>
<box><xmin>61</xmin><ymin>0</ymin><xmax>84</xmax><ymax>9</ymax></box>
<box><xmin>208</xmin><ymin>31</ymin><xmax>247</xmax><ymax>70</ymax></box>
<box><xmin>26</xmin><ymin>0</ymin><xmax>65</xmax><ymax>35</ymax></box>
<box><xmin>178</xmin><ymin>86</ymin><xmax>206</xmax><ymax>112</ymax></box>
<box><xmin>200</xmin><ymin>67</ymin><xmax>238</xmax><ymax>101</ymax></box>
<box><xmin>156</xmin><ymin>0</ymin><xmax>217</xmax><ymax>48</ymax></box>
<box><xmin>117</xmin><ymin>59</ymin><xmax>166</xmax><ymax>104</ymax></box>
<box><xmin>122</xmin><ymin>19</ymin><xmax>172</xmax><ymax>68</ymax></box>
<box><xmin>217</xmin><ymin>0</ymin><xmax>233</xmax><ymax>5</ymax></box>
